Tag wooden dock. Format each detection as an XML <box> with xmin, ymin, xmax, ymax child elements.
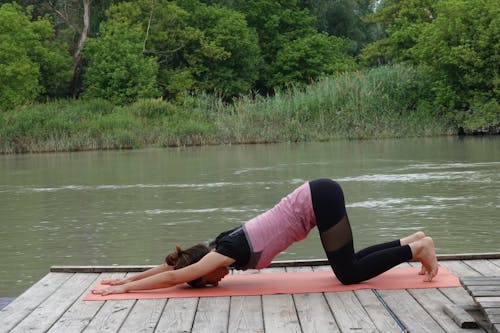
<box><xmin>461</xmin><ymin>276</ymin><xmax>500</xmax><ymax>333</ymax></box>
<box><xmin>1</xmin><ymin>254</ymin><xmax>500</xmax><ymax>333</ymax></box>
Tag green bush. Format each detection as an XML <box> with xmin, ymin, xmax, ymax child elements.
<box><xmin>0</xmin><ymin>3</ymin><xmax>71</xmax><ymax>111</ymax></box>
<box><xmin>81</xmin><ymin>15</ymin><xmax>160</xmax><ymax>104</ymax></box>
<box><xmin>463</xmin><ymin>99</ymin><xmax>500</xmax><ymax>134</ymax></box>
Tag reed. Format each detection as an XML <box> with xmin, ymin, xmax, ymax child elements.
<box><xmin>0</xmin><ymin>65</ymin><xmax>453</xmax><ymax>154</ymax></box>
<box><xmin>209</xmin><ymin>64</ymin><xmax>452</xmax><ymax>142</ymax></box>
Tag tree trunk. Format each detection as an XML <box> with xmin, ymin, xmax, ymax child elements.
<box><xmin>71</xmin><ymin>0</ymin><xmax>90</xmax><ymax>98</ymax></box>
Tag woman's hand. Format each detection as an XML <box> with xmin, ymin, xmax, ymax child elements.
<box><xmin>101</xmin><ymin>277</ymin><xmax>129</xmax><ymax>286</ymax></box>
<box><xmin>92</xmin><ymin>285</ymin><xmax>128</xmax><ymax>296</ymax></box>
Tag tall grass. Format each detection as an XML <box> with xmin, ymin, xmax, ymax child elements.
<box><xmin>210</xmin><ymin>64</ymin><xmax>452</xmax><ymax>143</ymax></box>
<box><xmin>0</xmin><ymin>64</ymin><xmax>454</xmax><ymax>154</ymax></box>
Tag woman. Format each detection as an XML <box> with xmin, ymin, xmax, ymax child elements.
<box><xmin>93</xmin><ymin>179</ymin><xmax>438</xmax><ymax>295</ymax></box>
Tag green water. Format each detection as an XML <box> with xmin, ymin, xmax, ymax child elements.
<box><xmin>1</xmin><ymin>137</ymin><xmax>499</xmax><ymax>296</ymax></box>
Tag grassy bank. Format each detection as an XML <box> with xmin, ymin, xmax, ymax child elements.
<box><xmin>0</xmin><ymin>65</ymin><xmax>455</xmax><ymax>154</ymax></box>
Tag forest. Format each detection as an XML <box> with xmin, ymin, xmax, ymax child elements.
<box><xmin>0</xmin><ymin>0</ymin><xmax>498</xmax><ymax>153</ymax></box>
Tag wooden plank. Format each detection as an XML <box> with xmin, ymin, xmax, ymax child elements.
<box><xmin>259</xmin><ymin>266</ymin><xmax>301</xmax><ymax>333</ymax></box>
<box><xmin>354</xmin><ymin>289</ymin><xmax>401</xmax><ymax>333</ymax></box>
<box><xmin>118</xmin><ymin>299</ymin><xmax>166</xmax><ymax>333</ymax></box>
<box><xmin>467</xmin><ymin>285</ymin><xmax>500</xmax><ymax>292</ymax></box>
<box><xmin>83</xmin><ymin>273</ymin><xmax>137</xmax><ymax>333</ymax></box>
<box><xmin>323</xmin><ymin>291</ymin><xmax>377</xmax><ymax>332</ymax></box>
<box><xmin>467</xmin><ymin>286</ymin><xmax>500</xmax><ymax>297</ymax></box>
<box><xmin>485</xmin><ymin>308</ymin><xmax>500</xmax><ymax>315</ymax></box>
<box><xmin>155</xmin><ymin>298</ymin><xmax>198</xmax><ymax>333</ymax></box>
<box><xmin>229</xmin><ymin>297</ymin><xmax>263</xmax><ymax>331</ymax></box>
<box><xmin>462</xmin><ymin>279</ymin><xmax>500</xmax><ymax>287</ymax></box>
<box><xmin>226</xmin><ymin>266</ymin><xmax>265</xmax><ymax>332</ymax></box>
<box><xmin>464</xmin><ymin>260</ymin><xmax>500</xmax><ymax>276</ymax></box>
<box><xmin>10</xmin><ymin>273</ymin><xmax>98</xmax><ymax>333</ymax></box>
<box><xmin>439</xmin><ymin>260</ymin><xmax>482</xmax><ymax>277</ymax></box>
<box><xmin>228</xmin><ymin>296</ymin><xmax>264</xmax><ymax>333</ymax></box>
<box><xmin>490</xmin><ymin>259</ymin><xmax>500</xmax><ymax>268</ymax></box>
<box><xmin>439</xmin><ymin>287</ymin><xmax>478</xmax><ymax>308</ymax></box>
<box><xmin>311</xmin><ymin>265</ymin><xmax>332</xmax><ymax>272</ymax></box>
<box><xmin>409</xmin><ymin>288</ymin><xmax>479</xmax><ymax>332</ymax></box>
<box><xmin>462</xmin><ymin>277</ymin><xmax>500</xmax><ymax>285</ymax></box>
<box><xmin>406</xmin><ymin>261</ymin><xmax>479</xmax><ymax>310</ymax></box>
<box><xmin>286</xmin><ymin>266</ymin><xmax>340</xmax><ymax>333</ymax></box>
<box><xmin>47</xmin><ymin>272</ymin><xmax>125</xmax><ymax>333</ymax></box>
<box><xmin>378</xmin><ymin>290</ymin><xmax>446</xmax><ymax>333</ymax></box>
<box><xmin>293</xmin><ymin>293</ymin><xmax>340</xmax><ymax>333</ymax></box>
<box><xmin>191</xmin><ymin>297</ymin><xmax>230</xmax><ymax>333</ymax></box>
<box><xmin>436</xmin><ymin>253</ymin><xmax>500</xmax><ymax>260</ymax></box>
<box><xmin>0</xmin><ymin>272</ymin><xmax>73</xmax><ymax>332</ymax></box>
<box><xmin>50</xmin><ymin>265</ymin><xmax>154</xmax><ymax>273</ymax></box>
<box><xmin>8</xmin><ymin>258</ymin><xmax>500</xmax><ymax>333</ymax></box>
<box><xmin>476</xmin><ymin>297</ymin><xmax>500</xmax><ymax>308</ymax></box>
<box><xmin>262</xmin><ymin>294</ymin><xmax>301</xmax><ymax>333</ymax></box>
<box><xmin>443</xmin><ymin>305</ymin><xmax>478</xmax><ymax>329</ymax></box>
<box><xmin>83</xmin><ymin>300</ymin><xmax>135</xmax><ymax>333</ymax></box>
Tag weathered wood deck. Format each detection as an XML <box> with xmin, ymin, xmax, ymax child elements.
<box><xmin>461</xmin><ymin>276</ymin><xmax>500</xmax><ymax>333</ymax></box>
<box><xmin>1</xmin><ymin>254</ymin><xmax>500</xmax><ymax>333</ymax></box>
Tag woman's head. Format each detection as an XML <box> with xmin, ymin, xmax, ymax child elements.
<box><xmin>165</xmin><ymin>244</ymin><xmax>211</xmax><ymax>269</ymax></box>
<box><xmin>165</xmin><ymin>244</ymin><xmax>212</xmax><ymax>287</ymax></box>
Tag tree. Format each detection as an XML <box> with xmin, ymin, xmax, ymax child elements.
<box><xmin>81</xmin><ymin>6</ymin><xmax>160</xmax><ymax>104</ymax></box>
<box><xmin>299</xmin><ymin>0</ymin><xmax>379</xmax><ymax>54</ymax></box>
<box><xmin>103</xmin><ymin>0</ymin><xmax>261</xmax><ymax>100</ymax></box>
<box><xmin>269</xmin><ymin>33</ymin><xmax>357</xmax><ymax>88</ymax></box>
<box><xmin>70</xmin><ymin>0</ymin><xmax>90</xmax><ymax>97</ymax></box>
<box><xmin>216</xmin><ymin>0</ymin><xmax>357</xmax><ymax>91</ymax></box>
<box><xmin>359</xmin><ymin>0</ymin><xmax>435</xmax><ymax>65</ymax></box>
<box><xmin>0</xmin><ymin>3</ymin><xmax>72</xmax><ymax>111</ymax></box>
<box><xmin>7</xmin><ymin>0</ymin><xmax>122</xmax><ymax>97</ymax></box>
<box><xmin>409</xmin><ymin>0</ymin><xmax>499</xmax><ymax>129</ymax></box>
<box><xmin>181</xmin><ymin>2</ymin><xmax>261</xmax><ymax>97</ymax></box>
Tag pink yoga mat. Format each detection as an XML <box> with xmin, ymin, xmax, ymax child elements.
<box><xmin>83</xmin><ymin>266</ymin><xmax>460</xmax><ymax>301</ymax></box>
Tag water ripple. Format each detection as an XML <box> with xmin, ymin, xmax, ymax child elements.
<box><xmin>348</xmin><ymin>196</ymin><xmax>478</xmax><ymax>209</ymax></box>
<box><xmin>400</xmin><ymin>161</ymin><xmax>500</xmax><ymax>170</ymax></box>
<box><xmin>4</xmin><ymin>179</ymin><xmax>306</xmax><ymax>194</ymax></box>
<box><xmin>144</xmin><ymin>207</ymin><xmax>262</xmax><ymax>215</ymax></box>
<box><xmin>338</xmin><ymin>171</ymin><xmax>483</xmax><ymax>182</ymax></box>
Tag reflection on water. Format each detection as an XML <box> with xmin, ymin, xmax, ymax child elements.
<box><xmin>0</xmin><ymin>136</ymin><xmax>499</xmax><ymax>296</ymax></box>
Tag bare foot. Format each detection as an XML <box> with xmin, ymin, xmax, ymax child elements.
<box><xmin>400</xmin><ymin>232</ymin><xmax>427</xmax><ymax>275</ymax></box>
<box><xmin>419</xmin><ymin>264</ymin><xmax>427</xmax><ymax>275</ymax></box>
<box><xmin>409</xmin><ymin>237</ymin><xmax>438</xmax><ymax>282</ymax></box>
<box><xmin>400</xmin><ymin>231</ymin><xmax>426</xmax><ymax>246</ymax></box>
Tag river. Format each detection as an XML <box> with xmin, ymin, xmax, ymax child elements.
<box><xmin>0</xmin><ymin>136</ymin><xmax>499</xmax><ymax>296</ymax></box>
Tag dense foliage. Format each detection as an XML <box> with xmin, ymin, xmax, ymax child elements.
<box><xmin>0</xmin><ymin>3</ymin><xmax>72</xmax><ymax>110</ymax></box>
<box><xmin>0</xmin><ymin>0</ymin><xmax>498</xmax><ymax>152</ymax></box>
<box><xmin>0</xmin><ymin>65</ymin><xmax>452</xmax><ymax>153</ymax></box>
<box><xmin>361</xmin><ymin>0</ymin><xmax>499</xmax><ymax>132</ymax></box>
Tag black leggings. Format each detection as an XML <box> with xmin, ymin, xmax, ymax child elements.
<box><xmin>309</xmin><ymin>179</ymin><xmax>412</xmax><ymax>285</ymax></box>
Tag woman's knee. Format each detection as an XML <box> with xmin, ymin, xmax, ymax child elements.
<box><xmin>333</xmin><ymin>269</ymin><xmax>363</xmax><ymax>285</ymax></box>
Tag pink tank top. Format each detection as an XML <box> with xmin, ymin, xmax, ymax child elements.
<box><xmin>242</xmin><ymin>182</ymin><xmax>316</xmax><ymax>269</ymax></box>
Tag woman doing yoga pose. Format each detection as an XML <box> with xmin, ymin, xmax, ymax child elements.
<box><xmin>93</xmin><ymin>179</ymin><xmax>438</xmax><ymax>295</ymax></box>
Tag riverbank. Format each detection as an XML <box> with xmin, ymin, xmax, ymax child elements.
<box><xmin>1</xmin><ymin>65</ymin><xmax>458</xmax><ymax>154</ymax></box>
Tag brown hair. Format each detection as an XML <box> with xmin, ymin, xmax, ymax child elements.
<box><xmin>165</xmin><ymin>243</ymin><xmax>211</xmax><ymax>270</ymax></box>
<box><xmin>165</xmin><ymin>244</ymin><xmax>212</xmax><ymax>287</ymax></box>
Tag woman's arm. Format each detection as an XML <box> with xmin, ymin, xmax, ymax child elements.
<box><xmin>101</xmin><ymin>263</ymin><xmax>173</xmax><ymax>286</ymax></box>
<box><xmin>93</xmin><ymin>252</ymin><xmax>234</xmax><ymax>295</ymax></box>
